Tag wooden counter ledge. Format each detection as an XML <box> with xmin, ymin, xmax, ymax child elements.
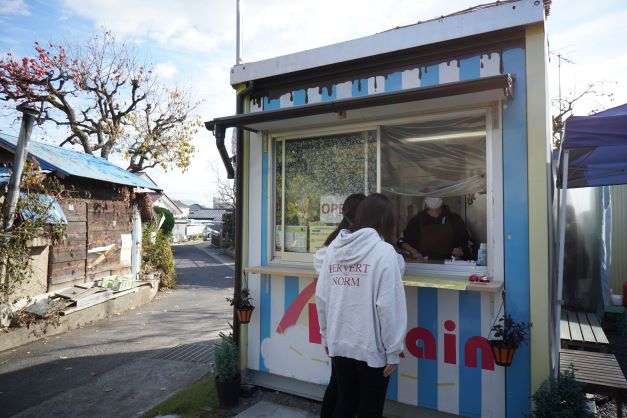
<box><xmin>244</xmin><ymin>266</ymin><xmax>503</xmax><ymax>293</ymax></box>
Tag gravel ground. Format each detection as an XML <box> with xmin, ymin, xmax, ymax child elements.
<box><xmin>595</xmin><ymin>327</ymin><xmax>627</xmax><ymax>418</ymax></box>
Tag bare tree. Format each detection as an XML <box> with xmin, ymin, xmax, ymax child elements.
<box><xmin>552</xmin><ymin>81</ymin><xmax>616</xmax><ymax>149</ymax></box>
<box><xmin>124</xmin><ymin>87</ymin><xmax>200</xmax><ymax>172</ymax></box>
<box><xmin>0</xmin><ymin>29</ymin><xmax>198</xmax><ymax>171</ymax></box>
<box><xmin>209</xmin><ymin>160</ymin><xmax>235</xmax><ymax>209</ymax></box>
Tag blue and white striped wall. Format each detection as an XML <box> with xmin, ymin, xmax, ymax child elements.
<box><xmin>249</xmin><ymin>51</ymin><xmax>503</xmax><ymax>113</ymax></box>
<box><xmin>246</xmin><ymin>274</ymin><xmax>505</xmax><ymax>418</ymax></box>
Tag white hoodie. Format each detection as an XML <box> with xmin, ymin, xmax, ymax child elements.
<box><xmin>315</xmin><ymin>228</ymin><xmax>407</xmax><ymax>368</ymax></box>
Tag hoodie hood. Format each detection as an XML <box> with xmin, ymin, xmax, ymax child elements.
<box><xmin>328</xmin><ymin>228</ymin><xmax>383</xmax><ymax>265</ymax></box>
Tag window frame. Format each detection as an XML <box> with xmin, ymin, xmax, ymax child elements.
<box><xmin>271</xmin><ymin>126</ymin><xmax>378</xmax><ymax>263</ymax></box>
<box><xmin>267</xmin><ymin>105</ymin><xmax>504</xmax><ymax>283</ymax></box>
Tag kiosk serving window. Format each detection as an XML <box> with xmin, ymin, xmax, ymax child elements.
<box><xmin>274</xmin><ymin>131</ymin><xmax>377</xmax><ymax>260</ymax></box>
<box><xmin>271</xmin><ymin>111</ymin><xmax>497</xmax><ymax>274</ymax></box>
<box><xmin>380</xmin><ymin>115</ymin><xmax>488</xmax><ymax>263</ymax></box>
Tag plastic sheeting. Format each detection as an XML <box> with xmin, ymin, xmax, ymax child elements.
<box><xmin>381</xmin><ymin>115</ymin><xmax>486</xmax><ymax>197</ymax></box>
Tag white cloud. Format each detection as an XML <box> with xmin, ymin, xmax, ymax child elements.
<box><xmin>61</xmin><ymin>0</ymin><xmax>232</xmax><ymax>53</ymax></box>
<box><xmin>49</xmin><ymin>0</ymin><xmax>627</xmax><ymax>201</ymax></box>
<box><xmin>547</xmin><ymin>2</ymin><xmax>627</xmax><ymax>115</ymax></box>
<box><xmin>0</xmin><ymin>0</ymin><xmax>29</xmax><ymax>15</ymax></box>
<box><xmin>260</xmin><ymin>325</ymin><xmax>331</xmax><ymax>384</ymax></box>
<box><xmin>154</xmin><ymin>62</ymin><xmax>178</xmax><ymax>80</ymax></box>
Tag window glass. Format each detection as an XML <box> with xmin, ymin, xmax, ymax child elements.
<box><xmin>274</xmin><ymin>131</ymin><xmax>377</xmax><ymax>256</ymax></box>
<box><xmin>381</xmin><ymin>115</ymin><xmax>487</xmax><ymax>263</ymax></box>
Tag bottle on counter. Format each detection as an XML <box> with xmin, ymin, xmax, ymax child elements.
<box><xmin>477</xmin><ymin>243</ymin><xmax>487</xmax><ymax>266</ymax></box>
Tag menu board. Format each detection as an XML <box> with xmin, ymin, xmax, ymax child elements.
<box><xmin>309</xmin><ymin>225</ymin><xmax>337</xmax><ymax>253</ymax></box>
<box><xmin>284</xmin><ymin>225</ymin><xmax>308</xmax><ymax>253</ymax></box>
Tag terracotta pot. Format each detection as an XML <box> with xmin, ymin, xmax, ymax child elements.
<box><xmin>236</xmin><ymin>307</ymin><xmax>254</xmax><ymax>324</ymax></box>
<box><xmin>489</xmin><ymin>340</ymin><xmax>517</xmax><ymax>367</ymax></box>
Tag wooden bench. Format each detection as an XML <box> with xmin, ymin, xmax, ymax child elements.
<box><xmin>560</xmin><ymin>349</ymin><xmax>627</xmax><ymax>418</ymax></box>
<box><xmin>560</xmin><ymin>309</ymin><xmax>609</xmax><ymax>352</ymax></box>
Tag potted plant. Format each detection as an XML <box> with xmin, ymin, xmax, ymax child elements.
<box><xmin>488</xmin><ymin>314</ymin><xmax>531</xmax><ymax>367</ymax></box>
<box><xmin>212</xmin><ymin>331</ymin><xmax>240</xmax><ymax>408</ymax></box>
<box><xmin>226</xmin><ymin>286</ymin><xmax>255</xmax><ymax>324</ymax></box>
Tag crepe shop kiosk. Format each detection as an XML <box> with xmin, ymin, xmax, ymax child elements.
<box><xmin>206</xmin><ymin>1</ymin><xmax>553</xmax><ymax>416</ymax></box>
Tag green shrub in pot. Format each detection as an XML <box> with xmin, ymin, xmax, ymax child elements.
<box><xmin>212</xmin><ymin>331</ymin><xmax>240</xmax><ymax>408</ymax></box>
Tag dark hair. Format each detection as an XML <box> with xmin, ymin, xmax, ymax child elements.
<box><xmin>350</xmin><ymin>193</ymin><xmax>396</xmax><ymax>243</ymax></box>
<box><xmin>323</xmin><ymin>193</ymin><xmax>366</xmax><ymax>247</ymax></box>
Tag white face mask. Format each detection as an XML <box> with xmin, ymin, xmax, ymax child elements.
<box><xmin>425</xmin><ymin>197</ymin><xmax>443</xmax><ymax>209</ymax></box>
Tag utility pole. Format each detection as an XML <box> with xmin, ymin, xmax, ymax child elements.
<box><xmin>2</xmin><ymin>105</ymin><xmax>38</xmax><ymax>231</ymax></box>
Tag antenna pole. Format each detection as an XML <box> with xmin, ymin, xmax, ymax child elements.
<box><xmin>236</xmin><ymin>0</ymin><xmax>242</xmax><ymax>65</ymax></box>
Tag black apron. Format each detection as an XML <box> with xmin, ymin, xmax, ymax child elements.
<box><xmin>418</xmin><ymin>217</ymin><xmax>454</xmax><ymax>259</ymax></box>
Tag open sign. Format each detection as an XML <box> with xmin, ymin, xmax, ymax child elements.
<box><xmin>320</xmin><ymin>195</ymin><xmax>346</xmax><ymax>223</ymax></box>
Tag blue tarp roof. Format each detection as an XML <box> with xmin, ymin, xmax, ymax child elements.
<box><xmin>1</xmin><ymin>168</ymin><xmax>67</xmax><ymax>224</ymax></box>
<box><xmin>0</xmin><ymin>167</ymin><xmax>10</xmax><ymax>187</ymax></box>
<box><xmin>19</xmin><ymin>193</ymin><xmax>68</xmax><ymax>224</ymax></box>
<box><xmin>0</xmin><ymin>134</ymin><xmax>161</xmax><ymax>190</ymax></box>
<box><xmin>558</xmin><ymin>103</ymin><xmax>627</xmax><ymax>189</ymax></box>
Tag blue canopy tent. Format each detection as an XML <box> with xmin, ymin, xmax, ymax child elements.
<box><xmin>554</xmin><ymin>103</ymin><xmax>627</xmax><ymax>373</ymax></box>
<box><xmin>558</xmin><ymin>103</ymin><xmax>627</xmax><ymax>188</ymax></box>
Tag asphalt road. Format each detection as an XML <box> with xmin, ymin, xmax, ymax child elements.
<box><xmin>0</xmin><ymin>242</ymin><xmax>234</xmax><ymax>418</ymax></box>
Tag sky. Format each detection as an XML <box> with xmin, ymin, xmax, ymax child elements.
<box><xmin>1</xmin><ymin>0</ymin><xmax>626</xmax><ymax>206</ymax></box>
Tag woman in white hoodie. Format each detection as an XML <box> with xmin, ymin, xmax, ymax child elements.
<box><xmin>314</xmin><ymin>193</ymin><xmax>365</xmax><ymax>418</ymax></box>
<box><xmin>315</xmin><ymin>193</ymin><xmax>407</xmax><ymax>418</ymax></box>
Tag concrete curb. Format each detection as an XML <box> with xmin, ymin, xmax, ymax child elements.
<box><xmin>0</xmin><ymin>282</ymin><xmax>159</xmax><ymax>353</ymax></box>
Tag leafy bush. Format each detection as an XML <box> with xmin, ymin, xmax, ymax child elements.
<box><xmin>141</xmin><ymin>222</ymin><xmax>176</xmax><ymax>288</ymax></box>
<box><xmin>1</xmin><ymin>160</ymin><xmax>65</xmax><ymax>303</ymax></box>
<box><xmin>154</xmin><ymin>206</ymin><xmax>174</xmax><ymax>235</ymax></box>
<box><xmin>213</xmin><ymin>332</ymin><xmax>239</xmax><ymax>382</ymax></box>
<box><xmin>226</xmin><ymin>288</ymin><xmax>254</xmax><ymax>309</ymax></box>
<box><xmin>533</xmin><ymin>368</ymin><xmax>594</xmax><ymax>418</ymax></box>
<box><xmin>490</xmin><ymin>314</ymin><xmax>531</xmax><ymax>348</ymax></box>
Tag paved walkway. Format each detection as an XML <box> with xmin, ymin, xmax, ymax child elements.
<box><xmin>0</xmin><ymin>242</ymin><xmax>233</xmax><ymax>418</ymax></box>
<box><xmin>233</xmin><ymin>401</ymin><xmax>318</xmax><ymax>418</ymax></box>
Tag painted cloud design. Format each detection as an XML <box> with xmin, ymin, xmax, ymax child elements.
<box><xmin>261</xmin><ymin>325</ymin><xmax>331</xmax><ymax>384</ymax></box>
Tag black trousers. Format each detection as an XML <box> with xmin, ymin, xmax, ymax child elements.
<box><xmin>328</xmin><ymin>356</ymin><xmax>390</xmax><ymax>418</ymax></box>
<box><xmin>320</xmin><ymin>361</ymin><xmax>338</xmax><ymax>418</ymax></box>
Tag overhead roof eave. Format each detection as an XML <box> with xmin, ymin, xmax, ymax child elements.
<box><xmin>206</xmin><ymin>74</ymin><xmax>513</xmax><ymax>136</ymax></box>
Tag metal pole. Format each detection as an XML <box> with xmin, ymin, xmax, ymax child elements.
<box><xmin>2</xmin><ymin>106</ymin><xmax>38</xmax><ymax>231</ymax></box>
<box><xmin>555</xmin><ymin>149</ymin><xmax>569</xmax><ymax>376</ymax></box>
<box><xmin>236</xmin><ymin>0</ymin><xmax>242</xmax><ymax>65</ymax></box>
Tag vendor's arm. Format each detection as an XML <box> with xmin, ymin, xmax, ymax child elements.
<box><xmin>397</xmin><ymin>215</ymin><xmax>423</xmax><ymax>259</ymax></box>
<box><xmin>400</xmin><ymin>242</ymin><xmax>422</xmax><ymax>259</ymax></box>
<box><xmin>450</xmin><ymin>213</ymin><xmax>472</xmax><ymax>259</ymax></box>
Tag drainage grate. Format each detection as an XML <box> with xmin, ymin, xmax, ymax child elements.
<box><xmin>152</xmin><ymin>342</ymin><xmax>214</xmax><ymax>364</ymax></box>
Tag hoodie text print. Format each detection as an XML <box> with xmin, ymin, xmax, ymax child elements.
<box><xmin>315</xmin><ymin>228</ymin><xmax>407</xmax><ymax>368</ymax></box>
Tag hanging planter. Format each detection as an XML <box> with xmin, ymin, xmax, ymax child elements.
<box><xmin>489</xmin><ymin>340</ymin><xmax>518</xmax><ymax>367</ymax></box>
<box><xmin>227</xmin><ymin>286</ymin><xmax>255</xmax><ymax>325</ymax></box>
<box><xmin>488</xmin><ymin>314</ymin><xmax>531</xmax><ymax>367</ymax></box>
<box><xmin>235</xmin><ymin>306</ymin><xmax>255</xmax><ymax>324</ymax></box>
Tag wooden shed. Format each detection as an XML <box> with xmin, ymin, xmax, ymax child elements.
<box><xmin>0</xmin><ymin>134</ymin><xmax>161</xmax><ymax>294</ymax></box>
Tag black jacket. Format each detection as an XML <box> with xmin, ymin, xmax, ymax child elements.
<box><xmin>398</xmin><ymin>206</ymin><xmax>472</xmax><ymax>259</ymax></box>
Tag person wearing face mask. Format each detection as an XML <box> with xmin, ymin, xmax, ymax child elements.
<box><xmin>397</xmin><ymin>196</ymin><xmax>472</xmax><ymax>261</ymax></box>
